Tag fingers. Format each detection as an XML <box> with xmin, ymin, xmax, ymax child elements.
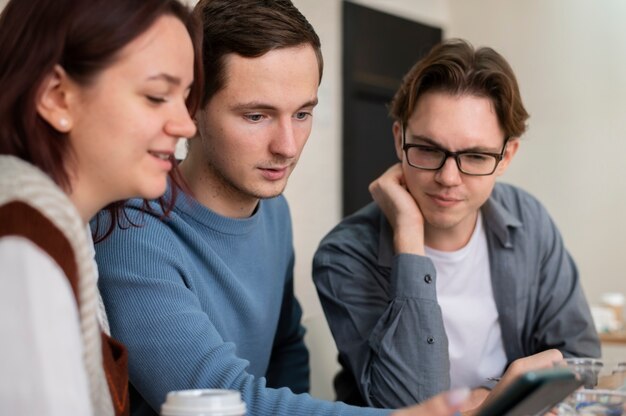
<box><xmin>459</xmin><ymin>388</ymin><xmax>490</xmax><ymax>412</ymax></box>
<box><xmin>368</xmin><ymin>163</ymin><xmax>405</xmax><ymax>201</ymax></box>
<box><xmin>368</xmin><ymin>163</ymin><xmax>425</xmax><ymax>255</ymax></box>
<box><xmin>368</xmin><ymin>163</ymin><xmax>419</xmax><ymax>225</ymax></box>
<box><xmin>392</xmin><ymin>388</ymin><xmax>470</xmax><ymax>416</ymax></box>
<box><xmin>481</xmin><ymin>349</ymin><xmax>564</xmax><ymax>411</ymax></box>
<box><xmin>505</xmin><ymin>349</ymin><xmax>563</xmax><ymax>380</ymax></box>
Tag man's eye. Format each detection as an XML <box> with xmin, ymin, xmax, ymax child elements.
<box><xmin>416</xmin><ymin>146</ymin><xmax>441</xmax><ymax>155</ymax></box>
<box><xmin>245</xmin><ymin>114</ymin><xmax>264</xmax><ymax>122</ymax></box>
<box><xmin>465</xmin><ymin>154</ymin><xmax>489</xmax><ymax>162</ymax></box>
<box><xmin>295</xmin><ymin>111</ymin><xmax>311</xmax><ymax>120</ymax></box>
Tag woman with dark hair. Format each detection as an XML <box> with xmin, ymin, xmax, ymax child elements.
<box><xmin>0</xmin><ymin>0</ymin><xmax>202</xmax><ymax>414</ymax></box>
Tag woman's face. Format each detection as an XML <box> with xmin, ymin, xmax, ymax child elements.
<box><xmin>65</xmin><ymin>15</ymin><xmax>196</xmax><ymax>214</ymax></box>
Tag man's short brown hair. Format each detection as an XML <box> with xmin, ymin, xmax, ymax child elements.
<box><xmin>194</xmin><ymin>0</ymin><xmax>323</xmax><ymax>107</ymax></box>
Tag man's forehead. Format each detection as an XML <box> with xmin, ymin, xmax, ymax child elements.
<box><xmin>222</xmin><ymin>45</ymin><xmax>319</xmax><ymax>79</ymax></box>
<box><xmin>218</xmin><ymin>47</ymin><xmax>320</xmax><ymax>108</ymax></box>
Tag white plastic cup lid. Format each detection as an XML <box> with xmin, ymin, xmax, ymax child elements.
<box><xmin>161</xmin><ymin>389</ymin><xmax>246</xmax><ymax>416</ymax></box>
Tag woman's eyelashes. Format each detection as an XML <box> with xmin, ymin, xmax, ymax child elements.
<box><xmin>146</xmin><ymin>95</ymin><xmax>168</xmax><ymax>104</ymax></box>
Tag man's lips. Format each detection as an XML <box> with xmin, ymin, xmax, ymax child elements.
<box><xmin>427</xmin><ymin>193</ymin><xmax>463</xmax><ymax>207</ymax></box>
<box><xmin>259</xmin><ymin>165</ymin><xmax>290</xmax><ymax>180</ymax></box>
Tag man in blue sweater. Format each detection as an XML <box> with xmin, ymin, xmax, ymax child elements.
<box><xmin>94</xmin><ymin>1</ymin><xmax>564</xmax><ymax>415</ymax></box>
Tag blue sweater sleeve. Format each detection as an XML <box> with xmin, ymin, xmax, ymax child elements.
<box><xmin>94</xmin><ymin>208</ymin><xmax>390</xmax><ymax>416</ymax></box>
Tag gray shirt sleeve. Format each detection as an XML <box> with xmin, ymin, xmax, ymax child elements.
<box><xmin>314</xmin><ymin>240</ymin><xmax>450</xmax><ymax>408</ymax></box>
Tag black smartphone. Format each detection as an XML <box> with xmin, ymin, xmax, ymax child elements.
<box><xmin>476</xmin><ymin>368</ymin><xmax>583</xmax><ymax>416</ymax></box>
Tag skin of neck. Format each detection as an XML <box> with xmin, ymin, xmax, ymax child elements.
<box><xmin>179</xmin><ymin>151</ymin><xmax>259</xmax><ymax>219</ymax></box>
<box><xmin>67</xmin><ymin>197</ymin><xmax>96</xmax><ymax>224</ymax></box>
<box><xmin>423</xmin><ymin>210</ymin><xmax>479</xmax><ymax>252</ymax></box>
<box><xmin>66</xmin><ymin>175</ymin><xmax>106</xmax><ymax>224</ymax></box>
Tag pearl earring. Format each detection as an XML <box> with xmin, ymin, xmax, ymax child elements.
<box><xmin>59</xmin><ymin>118</ymin><xmax>69</xmax><ymax>129</ymax></box>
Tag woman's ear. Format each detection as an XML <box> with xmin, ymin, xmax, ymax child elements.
<box><xmin>36</xmin><ymin>65</ymin><xmax>74</xmax><ymax>133</ymax></box>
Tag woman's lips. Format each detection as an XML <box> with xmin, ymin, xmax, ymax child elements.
<box><xmin>148</xmin><ymin>151</ymin><xmax>174</xmax><ymax>170</ymax></box>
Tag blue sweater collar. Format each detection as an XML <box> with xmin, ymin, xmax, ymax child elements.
<box><xmin>174</xmin><ymin>192</ymin><xmax>262</xmax><ymax>235</ymax></box>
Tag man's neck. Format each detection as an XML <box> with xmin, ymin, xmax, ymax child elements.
<box><xmin>179</xmin><ymin>158</ymin><xmax>259</xmax><ymax>219</ymax></box>
<box><xmin>424</xmin><ymin>212</ymin><xmax>479</xmax><ymax>252</ymax></box>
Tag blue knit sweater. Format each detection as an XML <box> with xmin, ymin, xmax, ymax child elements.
<box><xmin>94</xmin><ymin>192</ymin><xmax>389</xmax><ymax>416</ymax></box>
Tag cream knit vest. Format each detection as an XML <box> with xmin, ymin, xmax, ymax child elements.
<box><xmin>0</xmin><ymin>155</ymin><xmax>114</xmax><ymax>416</ymax></box>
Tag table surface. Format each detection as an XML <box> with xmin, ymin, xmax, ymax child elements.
<box><xmin>599</xmin><ymin>331</ymin><xmax>626</xmax><ymax>345</ymax></box>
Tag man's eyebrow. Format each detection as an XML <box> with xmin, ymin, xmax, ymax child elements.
<box><xmin>301</xmin><ymin>98</ymin><xmax>319</xmax><ymax>108</ymax></box>
<box><xmin>407</xmin><ymin>134</ymin><xmax>440</xmax><ymax>147</ymax></box>
<box><xmin>407</xmin><ymin>133</ymin><xmax>501</xmax><ymax>153</ymax></box>
<box><xmin>231</xmin><ymin>102</ymin><xmax>277</xmax><ymax>111</ymax></box>
<box><xmin>231</xmin><ymin>98</ymin><xmax>319</xmax><ymax>112</ymax></box>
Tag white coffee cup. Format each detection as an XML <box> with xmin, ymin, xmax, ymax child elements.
<box><xmin>161</xmin><ymin>389</ymin><xmax>246</xmax><ymax>416</ymax></box>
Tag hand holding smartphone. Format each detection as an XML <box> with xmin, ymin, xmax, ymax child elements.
<box><xmin>476</xmin><ymin>368</ymin><xmax>582</xmax><ymax>416</ymax></box>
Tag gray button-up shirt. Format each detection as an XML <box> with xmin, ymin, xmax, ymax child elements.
<box><xmin>313</xmin><ymin>182</ymin><xmax>600</xmax><ymax>409</ymax></box>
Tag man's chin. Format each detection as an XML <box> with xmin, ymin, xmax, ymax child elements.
<box><xmin>422</xmin><ymin>211</ymin><xmax>461</xmax><ymax>232</ymax></box>
<box><xmin>250</xmin><ymin>183</ymin><xmax>288</xmax><ymax>200</ymax></box>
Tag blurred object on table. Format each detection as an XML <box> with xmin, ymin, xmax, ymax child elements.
<box><xmin>599</xmin><ymin>331</ymin><xmax>626</xmax><ymax>346</ymax></box>
<box><xmin>602</xmin><ymin>293</ymin><xmax>625</xmax><ymax>330</ymax></box>
<box><xmin>557</xmin><ymin>389</ymin><xmax>626</xmax><ymax>415</ymax></box>
<box><xmin>555</xmin><ymin>359</ymin><xmax>626</xmax><ymax>391</ymax></box>
<box><xmin>556</xmin><ymin>358</ymin><xmax>605</xmax><ymax>389</ymax></box>
<box><xmin>592</xmin><ymin>305</ymin><xmax>622</xmax><ymax>334</ymax></box>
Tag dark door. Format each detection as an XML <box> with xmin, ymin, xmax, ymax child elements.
<box><xmin>342</xmin><ymin>1</ymin><xmax>442</xmax><ymax>216</ymax></box>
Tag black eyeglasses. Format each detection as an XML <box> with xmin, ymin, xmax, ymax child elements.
<box><xmin>402</xmin><ymin>125</ymin><xmax>509</xmax><ymax>176</ymax></box>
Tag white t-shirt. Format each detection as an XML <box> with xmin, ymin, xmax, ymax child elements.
<box><xmin>425</xmin><ymin>213</ymin><xmax>508</xmax><ymax>389</ymax></box>
<box><xmin>0</xmin><ymin>236</ymin><xmax>93</xmax><ymax>416</ymax></box>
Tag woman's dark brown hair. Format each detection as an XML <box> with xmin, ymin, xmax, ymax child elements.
<box><xmin>390</xmin><ymin>38</ymin><xmax>529</xmax><ymax>139</ymax></box>
<box><xmin>0</xmin><ymin>0</ymin><xmax>203</xmax><ymax>240</ymax></box>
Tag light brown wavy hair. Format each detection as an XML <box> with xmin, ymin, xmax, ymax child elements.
<box><xmin>389</xmin><ymin>38</ymin><xmax>528</xmax><ymax>139</ymax></box>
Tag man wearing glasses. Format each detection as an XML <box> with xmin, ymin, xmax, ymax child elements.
<box><xmin>313</xmin><ymin>39</ymin><xmax>600</xmax><ymax>412</ymax></box>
